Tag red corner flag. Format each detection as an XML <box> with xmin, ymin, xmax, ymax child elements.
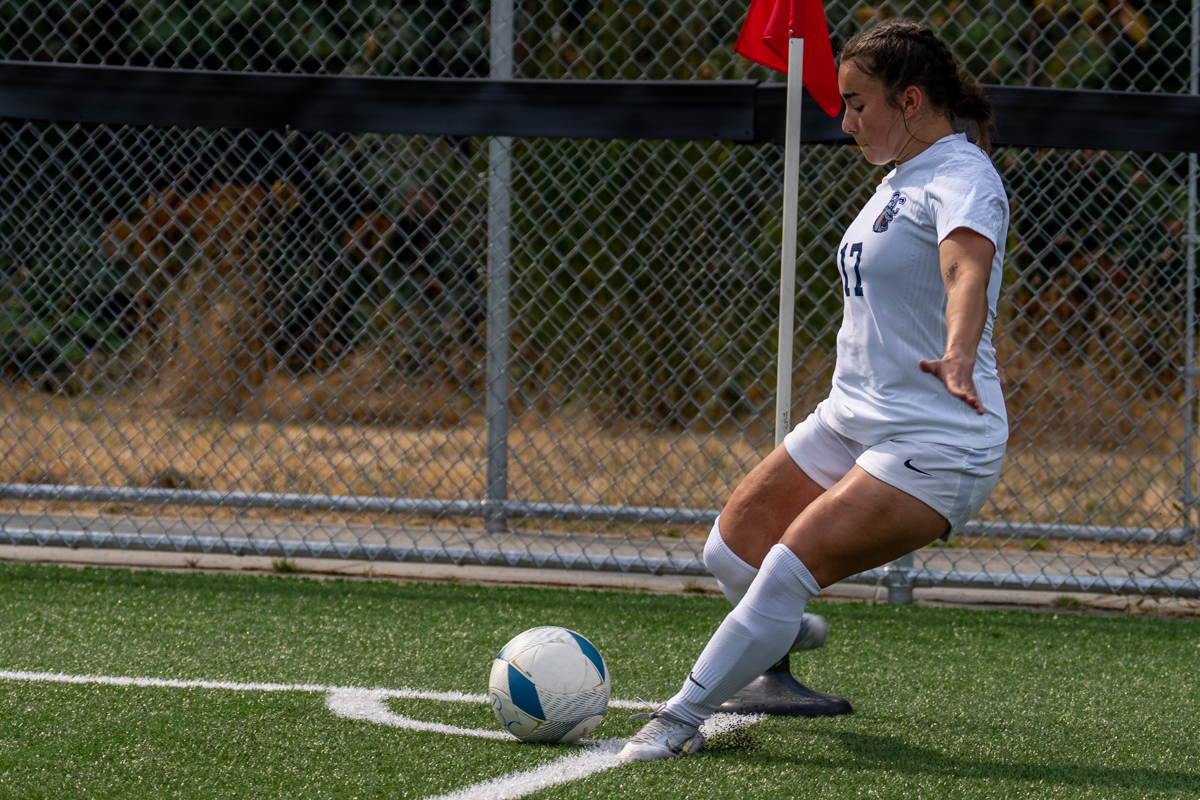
<box><xmin>734</xmin><ymin>0</ymin><xmax>842</xmax><ymax>118</ymax></box>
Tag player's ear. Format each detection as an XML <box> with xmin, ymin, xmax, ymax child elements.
<box><xmin>902</xmin><ymin>85</ymin><xmax>926</xmax><ymax>120</ymax></box>
<box><xmin>901</xmin><ymin>85</ymin><xmax>923</xmax><ymax>119</ymax></box>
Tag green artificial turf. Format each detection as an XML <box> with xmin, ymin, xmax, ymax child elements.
<box><xmin>0</xmin><ymin>561</ymin><xmax>1196</xmax><ymax>799</ymax></box>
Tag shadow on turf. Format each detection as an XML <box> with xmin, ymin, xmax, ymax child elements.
<box><xmin>710</xmin><ymin>731</ymin><xmax>1200</xmax><ymax>793</ymax></box>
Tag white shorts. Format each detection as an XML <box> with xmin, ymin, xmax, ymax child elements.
<box><xmin>782</xmin><ymin>405</ymin><xmax>1005</xmax><ymax>537</ymax></box>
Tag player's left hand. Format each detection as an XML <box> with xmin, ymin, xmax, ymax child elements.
<box><xmin>918</xmin><ymin>352</ymin><xmax>985</xmax><ymax>415</ymax></box>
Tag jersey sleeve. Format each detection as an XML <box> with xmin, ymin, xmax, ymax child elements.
<box><xmin>925</xmin><ymin>154</ymin><xmax>1009</xmax><ymax>250</ymax></box>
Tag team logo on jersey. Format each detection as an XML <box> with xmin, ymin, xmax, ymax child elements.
<box><xmin>872</xmin><ymin>191</ymin><xmax>906</xmax><ymax>233</ymax></box>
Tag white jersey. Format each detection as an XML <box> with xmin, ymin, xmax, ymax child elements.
<box><xmin>821</xmin><ymin>133</ymin><xmax>1009</xmax><ymax>448</ymax></box>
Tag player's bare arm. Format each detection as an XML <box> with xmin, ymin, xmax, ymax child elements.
<box><xmin>918</xmin><ymin>227</ymin><xmax>995</xmax><ymax>414</ymax></box>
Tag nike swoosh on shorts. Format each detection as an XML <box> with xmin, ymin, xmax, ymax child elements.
<box><xmin>903</xmin><ymin>459</ymin><xmax>932</xmax><ymax>476</ymax></box>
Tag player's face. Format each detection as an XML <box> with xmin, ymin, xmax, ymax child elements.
<box><xmin>839</xmin><ymin>61</ymin><xmax>908</xmax><ymax>165</ymax></box>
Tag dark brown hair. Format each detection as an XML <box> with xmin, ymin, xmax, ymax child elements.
<box><xmin>840</xmin><ymin>18</ymin><xmax>995</xmax><ymax>152</ymax></box>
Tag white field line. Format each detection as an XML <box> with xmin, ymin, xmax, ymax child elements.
<box><xmin>0</xmin><ymin>669</ymin><xmax>477</xmax><ymax>701</ymax></box>
<box><xmin>425</xmin><ymin>739</ymin><xmax>627</xmax><ymax>800</ymax></box>
<box><xmin>0</xmin><ymin>669</ymin><xmax>759</xmax><ymax>800</ymax></box>
<box><xmin>0</xmin><ymin>669</ymin><xmax>652</xmax><ymax>709</ymax></box>
<box><xmin>424</xmin><ymin>714</ymin><xmax>766</xmax><ymax>800</ymax></box>
<box><xmin>326</xmin><ymin>688</ymin><xmax>513</xmax><ymax>740</ymax></box>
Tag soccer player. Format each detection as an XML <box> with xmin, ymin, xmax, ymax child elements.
<box><xmin>621</xmin><ymin>18</ymin><xmax>1010</xmax><ymax>761</ymax></box>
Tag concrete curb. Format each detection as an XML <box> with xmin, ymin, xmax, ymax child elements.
<box><xmin>0</xmin><ymin>544</ymin><xmax>1196</xmax><ymax>617</ymax></box>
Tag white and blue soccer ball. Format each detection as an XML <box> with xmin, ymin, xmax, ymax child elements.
<box><xmin>489</xmin><ymin>626</ymin><xmax>610</xmax><ymax>744</ymax></box>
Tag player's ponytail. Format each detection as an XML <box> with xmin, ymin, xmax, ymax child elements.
<box><xmin>947</xmin><ymin>81</ymin><xmax>994</xmax><ymax>152</ymax></box>
<box><xmin>840</xmin><ymin>18</ymin><xmax>995</xmax><ymax>152</ymax></box>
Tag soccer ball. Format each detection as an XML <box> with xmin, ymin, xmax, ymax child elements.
<box><xmin>489</xmin><ymin>626</ymin><xmax>610</xmax><ymax>744</ymax></box>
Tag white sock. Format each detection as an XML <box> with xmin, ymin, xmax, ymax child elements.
<box><xmin>702</xmin><ymin>517</ymin><xmax>759</xmax><ymax>606</ymax></box>
<box><xmin>662</xmin><ymin>544</ymin><xmax>819</xmax><ymax>727</ymax></box>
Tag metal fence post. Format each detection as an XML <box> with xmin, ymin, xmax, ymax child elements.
<box><xmin>485</xmin><ymin>0</ymin><xmax>515</xmax><ymax>534</ymax></box>
<box><xmin>1185</xmin><ymin>0</ymin><xmax>1199</xmax><ymax>539</ymax></box>
<box><xmin>885</xmin><ymin>552</ymin><xmax>915</xmax><ymax>605</ymax></box>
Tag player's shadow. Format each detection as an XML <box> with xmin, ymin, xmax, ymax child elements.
<box><xmin>723</xmin><ymin>730</ymin><xmax>1200</xmax><ymax>794</ymax></box>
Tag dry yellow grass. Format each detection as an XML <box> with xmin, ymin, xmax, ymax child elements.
<box><xmin>157</xmin><ymin>314</ymin><xmax>464</xmax><ymax>428</ymax></box>
<box><xmin>0</xmin><ymin>301</ymin><xmax>1194</xmax><ymax>544</ymax></box>
<box><xmin>0</xmin><ymin>403</ymin><xmax>743</xmax><ymax>507</ymax></box>
<box><xmin>0</xmin><ymin>382</ymin><xmax>1190</xmax><ymax>538</ymax></box>
<box><xmin>988</xmin><ymin>446</ymin><xmax>1184</xmax><ymax>530</ymax></box>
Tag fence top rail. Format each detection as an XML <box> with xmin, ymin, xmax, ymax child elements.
<box><xmin>0</xmin><ymin>60</ymin><xmax>1196</xmax><ymax>152</ymax></box>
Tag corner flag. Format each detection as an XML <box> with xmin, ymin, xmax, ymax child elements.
<box><xmin>734</xmin><ymin>0</ymin><xmax>841</xmax><ymax>444</ymax></box>
<box><xmin>734</xmin><ymin>0</ymin><xmax>842</xmax><ymax>118</ymax></box>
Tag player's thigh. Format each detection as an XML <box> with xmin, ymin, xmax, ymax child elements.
<box><xmin>719</xmin><ymin>446</ymin><xmax>825</xmax><ymax>569</ymax></box>
<box><xmin>782</xmin><ymin>465</ymin><xmax>949</xmax><ymax>588</ymax></box>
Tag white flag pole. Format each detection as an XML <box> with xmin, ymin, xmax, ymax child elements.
<box><xmin>774</xmin><ymin>36</ymin><xmax>805</xmax><ymax>446</ymax></box>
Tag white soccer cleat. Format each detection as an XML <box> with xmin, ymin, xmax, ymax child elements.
<box><xmin>789</xmin><ymin>612</ymin><xmax>829</xmax><ymax>653</ymax></box>
<box><xmin>619</xmin><ymin>712</ymin><xmax>706</xmax><ymax>762</ymax></box>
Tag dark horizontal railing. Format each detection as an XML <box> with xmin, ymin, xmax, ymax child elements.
<box><xmin>0</xmin><ymin>61</ymin><xmax>1196</xmax><ymax>152</ymax></box>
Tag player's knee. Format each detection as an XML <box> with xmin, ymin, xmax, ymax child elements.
<box><xmin>702</xmin><ymin>519</ymin><xmax>729</xmax><ymax>575</ymax></box>
<box><xmin>704</xmin><ymin>518</ymin><xmax>758</xmax><ymax>604</ymax></box>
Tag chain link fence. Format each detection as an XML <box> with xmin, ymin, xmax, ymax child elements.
<box><xmin>0</xmin><ymin>0</ymin><xmax>1197</xmax><ymax>598</ymax></box>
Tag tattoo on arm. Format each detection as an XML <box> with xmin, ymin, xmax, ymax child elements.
<box><xmin>944</xmin><ymin>261</ymin><xmax>959</xmax><ymax>288</ymax></box>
